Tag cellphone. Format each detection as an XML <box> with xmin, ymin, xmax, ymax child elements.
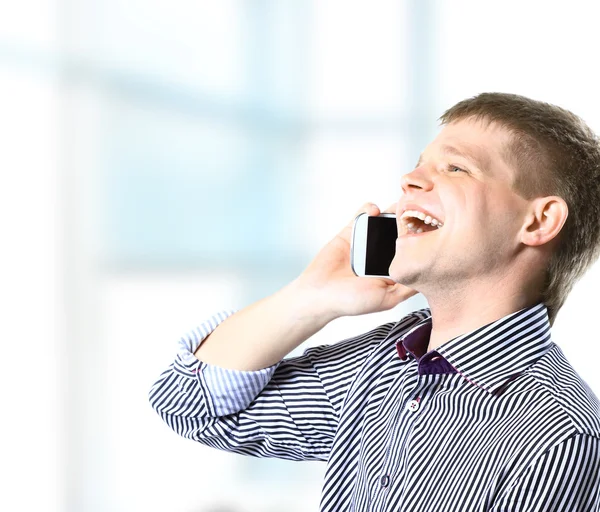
<box><xmin>350</xmin><ymin>213</ymin><xmax>398</xmax><ymax>277</ymax></box>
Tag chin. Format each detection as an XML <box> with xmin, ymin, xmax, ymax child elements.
<box><xmin>389</xmin><ymin>262</ymin><xmax>420</xmax><ymax>287</ymax></box>
<box><xmin>388</xmin><ymin>262</ymin><xmax>403</xmax><ymax>282</ymax></box>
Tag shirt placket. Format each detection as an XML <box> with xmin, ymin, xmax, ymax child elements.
<box><xmin>369</xmin><ymin>371</ymin><xmax>443</xmax><ymax>512</ymax></box>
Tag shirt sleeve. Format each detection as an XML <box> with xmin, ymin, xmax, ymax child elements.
<box><xmin>148</xmin><ymin>310</ymin><xmax>397</xmax><ymax>462</ymax></box>
<box><xmin>490</xmin><ymin>433</ymin><xmax>600</xmax><ymax>512</ymax></box>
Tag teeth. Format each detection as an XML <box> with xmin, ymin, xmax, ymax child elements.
<box><xmin>416</xmin><ymin>228</ymin><xmax>423</xmax><ymax>234</ymax></box>
<box><xmin>400</xmin><ymin>209</ymin><xmax>444</xmax><ymax>229</ymax></box>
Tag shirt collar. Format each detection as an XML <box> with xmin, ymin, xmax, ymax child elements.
<box><xmin>396</xmin><ymin>303</ymin><xmax>554</xmax><ymax>395</ymax></box>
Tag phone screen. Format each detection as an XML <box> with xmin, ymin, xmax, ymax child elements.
<box><xmin>366</xmin><ymin>216</ymin><xmax>398</xmax><ymax>276</ymax></box>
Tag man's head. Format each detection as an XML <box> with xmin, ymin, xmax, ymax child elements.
<box><xmin>390</xmin><ymin>92</ymin><xmax>600</xmax><ymax>324</ymax></box>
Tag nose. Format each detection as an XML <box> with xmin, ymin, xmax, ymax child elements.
<box><xmin>400</xmin><ymin>165</ymin><xmax>434</xmax><ymax>194</ymax></box>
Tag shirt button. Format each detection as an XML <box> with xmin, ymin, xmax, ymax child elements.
<box><xmin>406</xmin><ymin>399</ymin><xmax>420</xmax><ymax>412</ymax></box>
<box><xmin>380</xmin><ymin>475</ymin><xmax>390</xmax><ymax>488</ymax></box>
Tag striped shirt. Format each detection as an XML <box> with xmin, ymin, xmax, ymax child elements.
<box><xmin>149</xmin><ymin>303</ymin><xmax>600</xmax><ymax>511</ymax></box>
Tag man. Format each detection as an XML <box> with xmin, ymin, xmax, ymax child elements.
<box><xmin>150</xmin><ymin>93</ymin><xmax>600</xmax><ymax>511</ymax></box>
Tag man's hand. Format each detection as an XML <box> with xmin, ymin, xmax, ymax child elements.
<box><xmin>292</xmin><ymin>203</ymin><xmax>417</xmax><ymax>319</ymax></box>
<box><xmin>195</xmin><ymin>203</ymin><xmax>417</xmax><ymax>370</ymax></box>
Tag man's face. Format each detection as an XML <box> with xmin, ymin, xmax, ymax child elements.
<box><xmin>390</xmin><ymin>118</ymin><xmax>532</xmax><ymax>290</ymax></box>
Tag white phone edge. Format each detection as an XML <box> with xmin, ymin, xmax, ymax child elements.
<box><xmin>350</xmin><ymin>212</ymin><xmax>396</xmax><ymax>278</ymax></box>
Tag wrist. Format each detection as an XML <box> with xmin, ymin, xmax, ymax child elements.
<box><xmin>282</xmin><ymin>278</ymin><xmax>340</xmax><ymax>328</ymax></box>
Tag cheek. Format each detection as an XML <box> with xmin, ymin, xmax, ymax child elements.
<box><xmin>450</xmin><ymin>188</ymin><xmax>491</xmax><ymax>231</ymax></box>
<box><xmin>443</xmin><ymin>185</ymin><xmax>519</xmax><ymax>242</ymax></box>
<box><xmin>486</xmin><ymin>189</ymin><xmax>526</xmax><ymax>226</ymax></box>
<box><xmin>449</xmin><ymin>196</ymin><xmax>499</xmax><ymax>244</ymax></box>
<box><xmin>467</xmin><ymin>193</ymin><xmax>523</xmax><ymax>247</ymax></box>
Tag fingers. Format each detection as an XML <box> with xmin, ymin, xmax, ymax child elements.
<box><xmin>336</xmin><ymin>202</ymin><xmax>380</xmax><ymax>242</ymax></box>
<box><xmin>349</xmin><ymin>202</ymin><xmax>397</xmax><ymax>221</ymax></box>
<box><xmin>350</xmin><ymin>202</ymin><xmax>380</xmax><ymax>224</ymax></box>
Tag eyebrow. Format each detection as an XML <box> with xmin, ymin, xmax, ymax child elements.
<box><xmin>416</xmin><ymin>143</ymin><xmax>490</xmax><ymax>173</ymax></box>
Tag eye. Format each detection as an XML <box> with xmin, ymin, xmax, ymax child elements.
<box><xmin>446</xmin><ymin>164</ymin><xmax>468</xmax><ymax>173</ymax></box>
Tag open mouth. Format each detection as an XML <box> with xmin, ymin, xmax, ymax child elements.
<box><xmin>399</xmin><ymin>209</ymin><xmax>444</xmax><ymax>236</ymax></box>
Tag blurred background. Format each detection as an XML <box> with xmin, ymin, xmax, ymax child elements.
<box><xmin>2</xmin><ymin>0</ymin><xmax>600</xmax><ymax>510</ymax></box>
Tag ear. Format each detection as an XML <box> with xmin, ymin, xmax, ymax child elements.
<box><xmin>520</xmin><ymin>196</ymin><xmax>568</xmax><ymax>247</ymax></box>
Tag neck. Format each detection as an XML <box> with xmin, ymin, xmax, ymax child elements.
<box><xmin>423</xmin><ymin>278</ymin><xmax>541</xmax><ymax>352</ymax></box>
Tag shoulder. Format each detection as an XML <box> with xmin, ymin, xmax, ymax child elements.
<box><xmin>300</xmin><ymin>308</ymin><xmax>430</xmax><ymax>363</ymax></box>
<box><xmin>527</xmin><ymin>344</ymin><xmax>600</xmax><ymax>439</ymax></box>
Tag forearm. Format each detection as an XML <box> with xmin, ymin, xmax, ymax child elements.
<box><xmin>194</xmin><ymin>203</ymin><xmax>415</xmax><ymax>371</ymax></box>
<box><xmin>194</xmin><ymin>279</ymin><xmax>337</xmax><ymax>371</ymax></box>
